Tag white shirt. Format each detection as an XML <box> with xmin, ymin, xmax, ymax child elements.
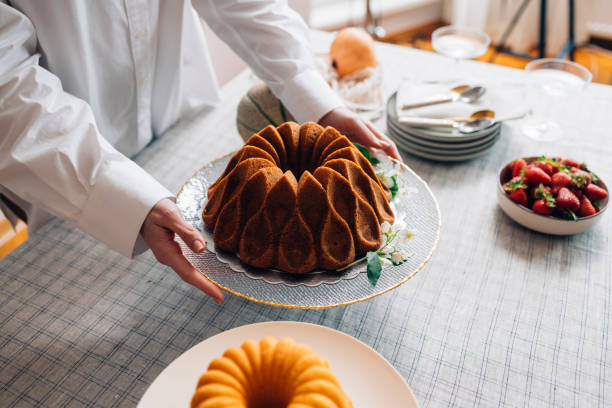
<box><xmin>0</xmin><ymin>0</ymin><xmax>343</xmax><ymax>257</ymax></box>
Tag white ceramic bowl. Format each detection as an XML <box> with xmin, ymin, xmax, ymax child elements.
<box><xmin>497</xmin><ymin>157</ymin><xmax>608</xmax><ymax>235</ymax></box>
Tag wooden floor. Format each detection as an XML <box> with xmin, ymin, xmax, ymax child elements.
<box><xmin>382</xmin><ymin>23</ymin><xmax>612</xmax><ymax>85</ymax></box>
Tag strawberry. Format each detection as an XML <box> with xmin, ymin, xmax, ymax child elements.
<box><xmin>578</xmin><ymin>197</ymin><xmax>597</xmax><ymax>217</ymax></box>
<box><xmin>572</xmin><ymin>189</ymin><xmax>584</xmax><ymax>200</ymax></box>
<box><xmin>541</xmin><ymin>156</ymin><xmax>569</xmax><ymax>174</ymax></box>
<box><xmin>571</xmin><ymin>170</ymin><xmax>591</xmax><ymax>188</ymax></box>
<box><xmin>525</xmin><ymin>166</ymin><xmax>552</xmax><ymax>185</ymax></box>
<box><xmin>535</xmin><ymin>160</ymin><xmax>554</xmax><ymax>176</ymax></box>
<box><xmin>511</xmin><ymin>159</ymin><xmax>527</xmax><ymax>178</ymax></box>
<box><xmin>585</xmin><ymin>184</ymin><xmax>608</xmax><ymax>201</ymax></box>
<box><xmin>533</xmin><ymin>199</ymin><xmax>554</xmax><ymax>216</ymax></box>
<box><xmin>503</xmin><ymin>176</ymin><xmax>527</xmax><ymax>193</ymax></box>
<box><xmin>509</xmin><ymin>188</ymin><xmax>528</xmax><ymax>206</ymax></box>
<box><xmin>531</xmin><ymin>185</ymin><xmax>556</xmax><ymax>215</ymax></box>
<box><xmin>556</xmin><ymin>187</ymin><xmax>580</xmax><ymax>212</ymax></box>
<box><xmin>549</xmin><ymin>157</ymin><xmax>563</xmax><ymax>173</ymax></box>
<box><xmin>562</xmin><ymin>158</ymin><xmax>581</xmax><ymax>168</ymax></box>
<box><xmin>530</xmin><ymin>183</ymin><xmax>552</xmax><ymax>201</ymax></box>
<box><xmin>551</xmin><ymin>172</ymin><xmax>572</xmax><ymax>193</ymax></box>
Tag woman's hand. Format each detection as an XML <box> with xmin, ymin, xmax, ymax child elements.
<box><xmin>141</xmin><ymin>198</ymin><xmax>224</xmax><ymax>304</ymax></box>
<box><xmin>318</xmin><ymin>107</ymin><xmax>402</xmax><ymax>161</ymax></box>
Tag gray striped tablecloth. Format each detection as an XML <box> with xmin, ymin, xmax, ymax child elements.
<box><xmin>1</xmin><ymin>33</ymin><xmax>612</xmax><ymax>407</ymax></box>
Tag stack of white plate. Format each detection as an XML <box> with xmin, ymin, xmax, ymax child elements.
<box><xmin>386</xmin><ymin>92</ymin><xmax>502</xmax><ymax>162</ymax></box>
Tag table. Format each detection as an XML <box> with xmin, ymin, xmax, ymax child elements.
<box><xmin>2</xmin><ymin>33</ymin><xmax>612</xmax><ymax>408</ymax></box>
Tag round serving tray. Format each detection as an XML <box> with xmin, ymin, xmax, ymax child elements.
<box><xmin>176</xmin><ymin>152</ymin><xmax>441</xmax><ymax>308</ymax></box>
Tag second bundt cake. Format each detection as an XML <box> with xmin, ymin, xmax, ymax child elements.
<box><xmin>191</xmin><ymin>337</ymin><xmax>353</xmax><ymax>408</ymax></box>
<box><xmin>202</xmin><ymin>121</ymin><xmax>394</xmax><ymax>274</ymax></box>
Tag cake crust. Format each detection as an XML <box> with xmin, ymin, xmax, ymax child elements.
<box><xmin>203</xmin><ymin>122</ymin><xmax>394</xmax><ymax>274</ymax></box>
<box><xmin>191</xmin><ymin>337</ymin><xmax>353</xmax><ymax>408</ymax></box>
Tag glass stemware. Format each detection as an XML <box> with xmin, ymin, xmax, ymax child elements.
<box><xmin>520</xmin><ymin>58</ymin><xmax>592</xmax><ymax>142</ymax></box>
<box><xmin>432</xmin><ymin>25</ymin><xmax>490</xmax><ymax>62</ymax></box>
<box><xmin>428</xmin><ymin>25</ymin><xmax>490</xmax><ymax>84</ymax></box>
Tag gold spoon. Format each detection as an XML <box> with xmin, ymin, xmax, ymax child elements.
<box><xmin>445</xmin><ymin>109</ymin><xmax>495</xmax><ymax>122</ymax></box>
<box><xmin>400</xmin><ymin>85</ymin><xmax>487</xmax><ymax>110</ymax></box>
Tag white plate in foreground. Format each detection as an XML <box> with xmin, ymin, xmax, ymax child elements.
<box><xmin>137</xmin><ymin>321</ymin><xmax>419</xmax><ymax>408</ymax></box>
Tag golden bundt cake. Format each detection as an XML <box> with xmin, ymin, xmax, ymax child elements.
<box><xmin>202</xmin><ymin>121</ymin><xmax>394</xmax><ymax>274</ymax></box>
<box><xmin>191</xmin><ymin>337</ymin><xmax>353</xmax><ymax>408</ymax></box>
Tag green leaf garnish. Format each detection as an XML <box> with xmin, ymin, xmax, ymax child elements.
<box><xmin>594</xmin><ymin>200</ymin><xmax>601</xmax><ymax>207</ymax></box>
<box><xmin>366</xmin><ymin>251</ymin><xmax>382</xmax><ymax>287</ymax></box>
<box><xmin>389</xmin><ymin>175</ymin><xmax>399</xmax><ymax>200</ymax></box>
<box><xmin>563</xmin><ymin>209</ymin><xmax>578</xmax><ymax>221</ymax></box>
<box><xmin>353</xmin><ymin>142</ymin><xmax>381</xmax><ymax>166</ymax></box>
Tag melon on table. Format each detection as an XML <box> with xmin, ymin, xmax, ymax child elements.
<box><xmin>236</xmin><ymin>81</ymin><xmax>295</xmax><ymax>141</ymax></box>
<box><xmin>329</xmin><ymin>27</ymin><xmax>378</xmax><ymax>77</ymax></box>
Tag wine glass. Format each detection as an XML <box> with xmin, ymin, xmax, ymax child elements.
<box><xmin>432</xmin><ymin>25</ymin><xmax>490</xmax><ymax>61</ymax></box>
<box><xmin>428</xmin><ymin>25</ymin><xmax>490</xmax><ymax>84</ymax></box>
<box><xmin>520</xmin><ymin>58</ymin><xmax>592</xmax><ymax>142</ymax></box>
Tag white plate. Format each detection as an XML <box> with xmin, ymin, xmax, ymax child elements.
<box><xmin>390</xmin><ymin>130</ymin><xmax>500</xmax><ymax>156</ymax></box>
<box><xmin>137</xmin><ymin>321</ymin><xmax>420</xmax><ymax>408</ymax></box>
<box><xmin>387</xmin><ymin>120</ymin><xmax>499</xmax><ymax>149</ymax></box>
<box><xmin>387</xmin><ymin>93</ymin><xmax>501</xmax><ymax>142</ymax></box>
<box><xmin>176</xmin><ymin>153</ymin><xmax>441</xmax><ymax>309</ymax></box>
<box><xmin>388</xmin><ymin>122</ymin><xmax>501</xmax><ymax>154</ymax></box>
<box><xmin>389</xmin><ymin>129</ymin><xmax>499</xmax><ymax>162</ymax></box>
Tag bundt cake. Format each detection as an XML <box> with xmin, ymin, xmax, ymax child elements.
<box><xmin>190</xmin><ymin>337</ymin><xmax>353</xmax><ymax>408</ymax></box>
<box><xmin>202</xmin><ymin>121</ymin><xmax>394</xmax><ymax>274</ymax></box>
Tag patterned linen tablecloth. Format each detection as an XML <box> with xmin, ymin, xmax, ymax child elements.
<box><xmin>2</xmin><ymin>33</ymin><xmax>612</xmax><ymax>407</ymax></box>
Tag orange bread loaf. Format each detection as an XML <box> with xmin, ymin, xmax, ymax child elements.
<box><xmin>191</xmin><ymin>337</ymin><xmax>353</xmax><ymax>408</ymax></box>
<box><xmin>202</xmin><ymin>122</ymin><xmax>394</xmax><ymax>274</ymax></box>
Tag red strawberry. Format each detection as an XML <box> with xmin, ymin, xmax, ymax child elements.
<box><xmin>503</xmin><ymin>176</ymin><xmax>527</xmax><ymax>193</ymax></box>
<box><xmin>551</xmin><ymin>172</ymin><xmax>572</xmax><ymax>193</ymax></box>
<box><xmin>532</xmin><ymin>199</ymin><xmax>554</xmax><ymax>216</ymax></box>
<box><xmin>585</xmin><ymin>184</ymin><xmax>608</xmax><ymax>201</ymax></box>
<box><xmin>556</xmin><ymin>187</ymin><xmax>580</xmax><ymax>212</ymax></box>
<box><xmin>511</xmin><ymin>159</ymin><xmax>527</xmax><ymax>178</ymax></box>
<box><xmin>562</xmin><ymin>158</ymin><xmax>581</xmax><ymax>168</ymax></box>
<box><xmin>535</xmin><ymin>160</ymin><xmax>554</xmax><ymax>176</ymax></box>
<box><xmin>578</xmin><ymin>197</ymin><xmax>597</xmax><ymax>217</ymax></box>
<box><xmin>572</xmin><ymin>189</ymin><xmax>584</xmax><ymax>200</ymax></box>
<box><xmin>525</xmin><ymin>167</ymin><xmax>552</xmax><ymax>185</ymax></box>
<box><xmin>530</xmin><ymin>184</ymin><xmax>552</xmax><ymax>201</ymax></box>
<box><xmin>509</xmin><ymin>189</ymin><xmax>528</xmax><ymax>206</ymax></box>
<box><xmin>571</xmin><ymin>170</ymin><xmax>591</xmax><ymax>188</ymax></box>
<box><xmin>531</xmin><ymin>184</ymin><xmax>556</xmax><ymax>216</ymax></box>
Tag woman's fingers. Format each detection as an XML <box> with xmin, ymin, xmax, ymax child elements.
<box><xmin>142</xmin><ymin>198</ymin><xmax>223</xmax><ymax>303</ymax></box>
<box><xmin>364</xmin><ymin>121</ymin><xmax>402</xmax><ymax>161</ymax></box>
<box><xmin>169</xmin><ymin>214</ymin><xmax>206</xmax><ymax>254</ymax></box>
<box><xmin>152</xmin><ymin>238</ymin><xmax>224</xmax><ymax>303</ymax></box>
<box><xmin>318</xmin><ymin>107</ymin><xmax>402</xmax><ymax>161</ymax></box>
<box><xmin>154</xmin><ymin>201</ymin><xmax>206</xmax><ymax>254</ymax></box>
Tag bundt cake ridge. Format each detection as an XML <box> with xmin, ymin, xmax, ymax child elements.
<box><xmin>203</xmin><ymin>121</ymin><xmax>394</xmax><ymax>274</ymax></box>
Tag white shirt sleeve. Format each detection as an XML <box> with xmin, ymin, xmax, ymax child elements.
<box><xmin>193</xmin><ymin>0</ymin><xmax>344</xmax><ymax>123</ymax></box>
<box><xmin>0</xmin><ymin>5</ymin><xmax>173</xmax><ymax>258</ymax></box>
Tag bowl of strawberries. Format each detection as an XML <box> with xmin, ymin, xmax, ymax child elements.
<box><xmin>498</xmin><ymin>156</ymin><xmax>608</xmax><ymax>235</ymax></box>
